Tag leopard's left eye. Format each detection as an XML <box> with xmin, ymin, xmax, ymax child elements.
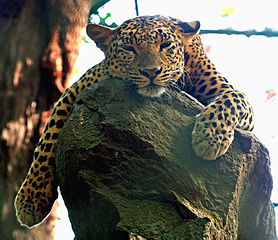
<box><xmin>121</xmin><ymin>45</ymin><xmax>137</xmax><ymax>54</ymax></box>
<box><xmin>160</xmin><ymin>42</ymin><xmax>172</xmax><ymax>51</ymax></box>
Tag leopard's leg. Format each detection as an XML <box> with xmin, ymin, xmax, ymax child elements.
<box><xmin>14</xmin><ymin>63</ymin><xmax>106</xmax><ymax>227</ymax></box>
<box><xmin>192</xmin><ymin>90</ymin><xmax>254</xmax><ymax>160</ymax></box>
<box><xmin>181</xmin><ymin>35</ymin><xmax>254</xmax><ymax>160</ymax></box>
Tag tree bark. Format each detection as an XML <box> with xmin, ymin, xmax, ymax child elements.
<box><xmin>56</xmin><ymin>77</ymin><xmax>277</xmax><ymax>240</ymax></box>
<box><xmin>0</xmin><ymin>0</ymin><xmax>109</xmax><ymax>239</ymax></box>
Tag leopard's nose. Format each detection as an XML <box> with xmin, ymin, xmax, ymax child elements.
<box><xmin>139</xmin><ymin>67</ymin><xmax>162</xmax><ymax>80</ymax></box>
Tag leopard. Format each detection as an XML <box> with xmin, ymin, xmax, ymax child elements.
<box><xmin>14</xmin><ymin>15</ymin><xmax>254</xmax><ymax>228</ymax></box>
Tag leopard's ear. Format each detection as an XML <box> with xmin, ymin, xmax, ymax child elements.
<box><xmin>176</xmin><ymin>21</ymin><xmax>200</xmax><ymax>35</ymax></box>
<box><xmin>86</xmin><ymin>24</ymin><xmax>115</xmax><ymax>53</ymax></box>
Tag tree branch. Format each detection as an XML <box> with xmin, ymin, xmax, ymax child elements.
<box><xmin>89</xmin><ymin>0</ymin><xmax>111</xmax><ymax>15</ymax></box>
<box><xmin>200</xmin><ymin>28</ymin><xmax>278</xmax><ymax>37</ymax></box>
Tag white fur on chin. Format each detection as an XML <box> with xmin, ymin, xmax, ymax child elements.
<box><xmin>137</xmin><ymin>86</ymin><xmax>165</xmax><ymax>97</ymax></box>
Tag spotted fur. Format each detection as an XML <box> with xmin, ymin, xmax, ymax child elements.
<box><xmin>15</xmin><ymin>15</ymin><xmax>254</xmax><ymax>227</ymax></box>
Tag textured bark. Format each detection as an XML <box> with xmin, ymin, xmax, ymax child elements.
<box><xmin>56</xmin><ymin>78</ymin><xmax>277</xmax><ymax>240</ymax></box>
<box><xmin>0</xmin><ymin>0</ymin><xmax>108</xmax><ymax>239</ymax></box>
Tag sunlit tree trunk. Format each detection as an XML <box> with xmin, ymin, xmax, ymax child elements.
<box><xmin>0</xmin><ymin>0</ymin><xmax>110</xmax><ymax>239</ymax></box>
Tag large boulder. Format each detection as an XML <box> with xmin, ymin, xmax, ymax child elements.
<box><xmin>55</xmin><ymin>77</ymin><xmax>276</xmax><ymax>240</ymax></box>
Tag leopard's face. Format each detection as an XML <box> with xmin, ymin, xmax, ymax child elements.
<box><xmin>87</xmin><ymin>16</ymin><xmax>200</xmax><ymax>97</ymax></box>
<box><xmin>108</xmin><ymin>18</ymin><xmax>186</xmax><ymax>96</ymax></box>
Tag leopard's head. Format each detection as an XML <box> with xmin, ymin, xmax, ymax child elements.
<box><xmin>87</xmin><ymin>15</ymin><xmax>200</xmax><ymax>97</ymax></box>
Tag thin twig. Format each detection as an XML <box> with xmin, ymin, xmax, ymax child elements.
<box><xmin>134</xmin><ymin>0</ymin><xmax>139</xmax><ymax>16</ymax></box>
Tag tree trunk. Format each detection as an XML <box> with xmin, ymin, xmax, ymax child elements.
<box><xmin>0</xmin><ymin>0</ymin><xmax>109</xmax><ymax>239</ymax></box>
<box><xmin>55</xmin><ymin>77</ymin><xmax>277</xmax><ymax>240</ymax></box>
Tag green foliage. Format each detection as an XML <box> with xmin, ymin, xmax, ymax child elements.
<box><xmin>83</xmin><ymin>12</ymin><xmax>118</xmax><ymax>43</ymax></box>
<box><xmin>90</xmin><ymin>12</ymin><xmax>118</xmax><ymax>28</ymax></box>
<box><xmin>220</xmin><ymin>4</ymin><xmax>235</xmax><ymax>17</ymax></box>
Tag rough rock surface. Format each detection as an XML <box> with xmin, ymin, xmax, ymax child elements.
<box><xmin>55</xmin><ymin>78</ymin><xmax>276</xmax><ymax>240</ymax></box>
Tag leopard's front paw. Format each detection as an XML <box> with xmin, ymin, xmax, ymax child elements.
<box><xmin>192</xmin><ymin>110</ymin><xmax>235</xmax><ymax>160</ymax></box>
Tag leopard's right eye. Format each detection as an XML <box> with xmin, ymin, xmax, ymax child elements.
<box><xmin>160</xmin><ymin>41</ymin><xmax>172</xmax><ymax>51</ymax></box>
